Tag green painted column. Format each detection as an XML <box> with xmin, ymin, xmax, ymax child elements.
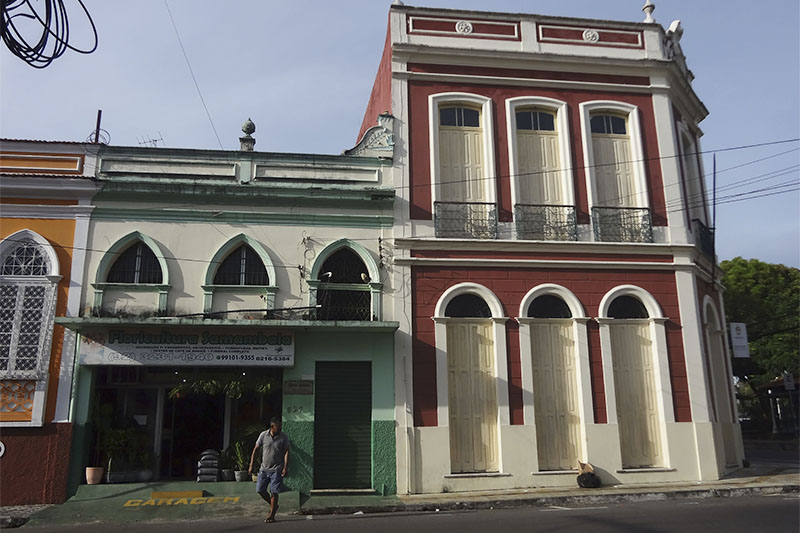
<box><xmin>66</xmin><ymin>364</ymin><xmax>95</xmax><ymax>497</ymax></box>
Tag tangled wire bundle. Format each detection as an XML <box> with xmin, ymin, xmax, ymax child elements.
<box><xmin>1</xmin><ymin>0</ymin><xmax>97</xmax><ymax>68</ymax></box>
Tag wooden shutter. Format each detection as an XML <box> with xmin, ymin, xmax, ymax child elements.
<box><xmin>447</xmin><ymin>320</ymin><xmax>498</xmax><ymax>473</ymax></box>
<box><xmin>593</xmin><ymin>135</ymin><xmax>635</xmax><ymax>207</ymax></box>
<box><xmin>531</xmin><ymin>320</ymin><xmax>582</xmax><ymax>470</ymax></box>
<box><xmin>440</xmin><ymin>126</ymin><xmax>485</xmax><ymax>202</ymax></box>
<box><xmin>517</xmin><ymin>129</ymin><xmax>562</xmax><ymax>204</ymax></box>
<box><xmin>610</xmin><ymin>322</ymin><xmax>663</xmax><ymax>468</ymax></box>
<box><xmin>313</xmin><ymin>361</ymin><xmax>372</xmax><ymax>488</ymax></box>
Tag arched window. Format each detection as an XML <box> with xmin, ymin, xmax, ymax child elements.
<box><xmin>0</xmin><ymin>232</ymin><xmax>59</xmax><ymax>379</ymax></box>
<box><xmin>213</xmin><ymin>245</ymin><xmax>268</xmax><ymax>285</ymax></box>
<box><xmin>316</xmin><ymin>248</ymin><xmax>372</xmax><ymax>321</ymax></box>
<box><xmin>2</xmin><ymin>240</ymin><xmax>49</xmax><ymax>276</ymax></box>
<box><xmin>93</xmin><ymin>232</ymin><xmax>169</xmax><ymax>315</ymax></box>
<box><xmin>608</xmin><ymin>295</ymin><xmax>649</xmax><ymax>319</ymax></box>
<box><xmin>444</xmin><ymin>294</ymin><xmax>492</xmax><ymax>318</ymax></box>
<box><xmin>527</xmin><ymin>295</ymin><xmax>572</xmax><ymax>318</ymax></box>
<box><xmin>579</xmin><ymin>101</ymin><xmax>651</xmax><ymax>243</ymax></box>
<box><xmin>107</xmin><ymin>242</ymin><xmax>163</xmax><ymax>284</ymax></box>
<box><xmin>430</xmin><ymin>93</ymin><xmax>497</xmax><ymax>239</ymax></box>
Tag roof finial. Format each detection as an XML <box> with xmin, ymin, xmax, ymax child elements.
<box><xmin>239</xmin><ymin>118</ymin><xmax>256</xmax><ymax>151</ymax></box>
<box><xmin>642</xmin><ymin>1</ymin><xmax>656</xmax><ymax>23</ymax></box>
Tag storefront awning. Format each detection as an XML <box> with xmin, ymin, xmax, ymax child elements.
<box><xmin>55</xmin><ymin>317</ymin><xmax>400</xmax><ymax>333</ymax></box>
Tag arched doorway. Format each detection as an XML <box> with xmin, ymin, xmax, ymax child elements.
<box><xmin>607</xmin><ymin>294</ymin><xmax>664</xmax><ymax>468</ymax></box>
<box><xmin>526</xmin><ymin>294</ymin><xmax>582</xmax><ymax>470</ymax></box>
<box><xmin>443</xmin><ymin>292</ymin><xmax>498</xmax><ymax>473</ymax></box>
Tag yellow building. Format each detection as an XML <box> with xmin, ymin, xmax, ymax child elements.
<box><xmin>0</xmin><ymin>140</ymin><xmax>100</xmax><ymax>504</ymax></box>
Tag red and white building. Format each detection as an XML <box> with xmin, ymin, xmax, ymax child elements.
<box><xmin>362</xmin><ymin>3</ymin><xmax>742</xmax><ymax>493</ymax></box>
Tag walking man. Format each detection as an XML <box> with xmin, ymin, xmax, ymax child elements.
<box><xmin>250</xmin><ymin>416</ymin><xmax>290</xmax><ymax>523</ymax></box>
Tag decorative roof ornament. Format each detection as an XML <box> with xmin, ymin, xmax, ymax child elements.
<box><xmin>642</xmin><ymin>1</ymin><xmax>656</xmax><ymax>23</ymax></box>
<box><xmin>344</xmin><ymin>113</ymin><xmax>395</xmax><ymax>158</ymax></box>
<box><xmin>240</xmin><ymin>118</ymin><xmax>256</xmax><ymax>151</ymax></box>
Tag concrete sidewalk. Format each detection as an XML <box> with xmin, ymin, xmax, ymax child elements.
<box><xmin>3</xmin><ymin>462</ymin><xmax>798</xmax><ymax>529</ymax></box>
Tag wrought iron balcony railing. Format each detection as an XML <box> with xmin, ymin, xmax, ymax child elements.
<box><xmin>692</xmin><ymin>218</ymin><xmax>715</xmax><ymax>258</ymax></box>
<box><xmin>592</xmin><ymin>206</ymin><xmax>653</xmax><ymax>243</ymax></box>
<box><xmin>514</xmin><ymin>204</ymin><xmax>577</xmax><ymax>241</ymax></box>
<box><xmin>434</xmin><ymin>201</ymin><xmax>497</xmax><ymax>239</ymax></box>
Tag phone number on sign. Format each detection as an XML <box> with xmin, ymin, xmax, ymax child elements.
<box><xmin>215</xmin><ymin>354</ymin><xmax>292</xmax><ymax>362</ymax></box>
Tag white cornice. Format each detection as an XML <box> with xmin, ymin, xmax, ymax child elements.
<box><xmin>394</xmin><ymin>257</ymin><xmax>679</xmax><ymax>270</ymax></box>
<box><xmin>0</xmin><ymin>204</ymin><xmax>95</xmax><ymax>219</ymax></box>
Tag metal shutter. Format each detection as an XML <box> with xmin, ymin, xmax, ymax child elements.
<box><xmin>313</xmin><ymin>361</ymin><xmax>372</xmax><ymax>489</ymax></box>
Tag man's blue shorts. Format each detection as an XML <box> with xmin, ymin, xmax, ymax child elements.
<box><xmin>256</xmin><ymin>470</ymin><xmax>284</xmax><ymax>496</ymax></box>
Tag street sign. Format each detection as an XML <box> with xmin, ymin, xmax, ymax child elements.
<box><xmin>730</xmin><ymin>322</ymin><xmax>750</xmax><ymax>358</ymax></box>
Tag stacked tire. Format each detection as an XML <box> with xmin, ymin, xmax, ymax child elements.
<box><xmin>197</xmin><ymin>449</ymin><xmax>220</xmax><ymax>482</ymax></box>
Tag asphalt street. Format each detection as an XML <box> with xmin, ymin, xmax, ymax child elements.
<box><xmin>22</xmin><ymin>493</ymin><xmax>800</xmax><ymax>533</ymax></box>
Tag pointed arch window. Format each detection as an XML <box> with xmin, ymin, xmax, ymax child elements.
<box><xmin>107</xmin><ymin>242</ymin><xmax>163</xmax><ymax>284</ymax></box>
<box><xmin>0</xmin><ymin>233</ymin><xmax>59</xmax><ymax>379</ymax></box>
<box><xmin>93</xmin><ymin>232</ymin><xmax>170</xmax><ymax>315</ymax></box>
<box><xmin>213</xmin><ymin>245</ymin><xmax>268</xmax><ymax>286</ymax></box>
<box><xmin>202</xmin><ymin>236</ymin><xmax>277</xmax><ymax>316</ymax></box>
<box><xmin>316</xmin><ymin>248</ymin><xmax>372</xmax><ymax>321</ymax></box>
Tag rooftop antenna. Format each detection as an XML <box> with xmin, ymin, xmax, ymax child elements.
<box><xmin>138</xmin><ymin>132</ymin><xmax>165</xmax><ymax>147</ymax></box>
<box><xmin>85</xmin><ymin>109</ymin><xmax>110</xmax><ymax>144</ymax></box>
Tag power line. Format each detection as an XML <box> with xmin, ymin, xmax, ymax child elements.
<box><xmin>163</xmin><ymin>0</ymin><xmax>223</xmax><ymax>150</ymax></box>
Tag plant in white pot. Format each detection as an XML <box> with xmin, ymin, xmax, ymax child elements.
<box><xmin>233</xmin><ymin>441</ymin><xmax>250</xmax><ymax>482</ymax></box>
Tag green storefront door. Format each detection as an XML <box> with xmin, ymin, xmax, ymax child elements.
<box><xmin>313</xmin><ymin>361</ymin><xmax>372</xmax><ymax>489</ymax></box>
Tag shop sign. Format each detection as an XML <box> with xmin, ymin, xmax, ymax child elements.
<box><xmin>729</xmin><ymin>322</ymin><xmax>750</xmax><ymax>358</ymax></box>
<box><xmin>284</xmin><ymin>380</ymin><xmax>313</xmax><ymax>395</ymax></box>
<box><xmin>79</xmin><ymin>329</ymin><xmax>294</xmax><ymax>367</ymax></box>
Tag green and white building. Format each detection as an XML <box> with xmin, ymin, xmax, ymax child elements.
<box><xmin>60</xmin><ymin>120</ymin><xmax>400</xmax><ymax>495</ymax></box>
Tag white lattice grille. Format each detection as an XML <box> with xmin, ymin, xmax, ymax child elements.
<box><xmin>0</xmin><ymin>281</ymin><xmax>56</xmax><ymax>379</ymax></box>
<box><xmin>1</xmin><ymin>240</ymin><xmax>49</xmax><ymax>276</ymax></box>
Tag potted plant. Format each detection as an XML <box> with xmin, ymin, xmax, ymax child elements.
<box><xmin>233</xmin><ymin>441</ymin><xmax>250</xmax><ymax>481</ymax></box>
<box><xmin>220</xmin><ymin>447</ymin><xmax>235</xmax><ymax>481</ymax></box>
<box><xmin>86</xmin><ymin>401</ymin><xmax>114</xmax><ymax>484</ymax></box>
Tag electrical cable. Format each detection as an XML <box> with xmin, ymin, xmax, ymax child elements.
<box><xmin>1</xmin><ymin>0</ymin><xmax>97</xmax><ymax>68</ymax></box>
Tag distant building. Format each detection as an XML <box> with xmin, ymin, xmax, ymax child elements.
<box><xmin>0</xmin><ymin>140</ymin><xmax>100</xmax><ymax>504</ymax></box>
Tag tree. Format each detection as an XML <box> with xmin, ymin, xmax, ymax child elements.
<box><xmin>720</xmin><ymin>257</ymin><xmax>799</xmax><ymax>385</ymax></box>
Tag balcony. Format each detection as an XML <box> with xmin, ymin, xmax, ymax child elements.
<box><xmin>434</xmin><ymin>201</ymin><xmax>497</xmax><ymax>239</ymax></box>
<box><xmin>514</xmin><ymin>204</ymin><xmax>577</xmax><ymax>241</ymax></box>
<box><xmin>592</xmin><ymin>206</ymin><xmax>653</xmax><ymax>243</ymax></box>
<box><xmin>692</xmin><ymin>218</ymin><xmax>715</xmax><ymax>258</ymax></box>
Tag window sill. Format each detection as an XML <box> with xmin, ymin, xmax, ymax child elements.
<box><xmin>616</xmin><ymin>467</ymin><xmax>676</xmax><ymax>474</ymax></box>
<box><xmin>531</xmin><ymin>470</ymin><xmax>578</xmax><ymax>475</ymax></box>
<box><xmin>444</xmin><ymin>472</ymin><xmax>511</xmax><ymax>479</ymax></box>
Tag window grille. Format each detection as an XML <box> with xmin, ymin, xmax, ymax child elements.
<box><xmin>107</xmin><ymin>242</ymin><xmax>163</xmax><ymax>284</ymax></box>
<box><xmin>0</xmin><ymin>238</ymin><xmax>57</xmax><ymax>379</ymax></box>
<box><xmin>315</xmin><ymin>248</ymin><xmax>373</xmax><ymax>321</ymax></box>
<box><xmin>213</xmin><ymin>245</ymin><xmax>268</xmax><ymax>285</ymax></box>
<box><xmin>1</xmin><ymin>239</ymin><xmax>49</xmax><ymax>276</ymax></box>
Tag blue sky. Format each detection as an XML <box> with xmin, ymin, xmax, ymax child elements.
<box><xmin>1</xmin><ymin>1</ymin><xmax>798</xmax><ymax>267</ymax></box>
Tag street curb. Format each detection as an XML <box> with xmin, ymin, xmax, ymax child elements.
<box><xmin>297</xmin><ymin>484</ymin><xmax>800</xmax><ymax>516</ymax></box>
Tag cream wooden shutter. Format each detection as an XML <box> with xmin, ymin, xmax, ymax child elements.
<box><xmin>593</xmin><ymin>134</ymin><xmax>634</xmax><ymax>207</ymax></box>
<box><xmin>531</xmin><ymin>320</ymin><xmax>582</xmax><ymax>470</ymax></box>
<box><xmin>439</xmin><ymin>123</ymin><xmax>485</xmax><ymax>202</ymax></box>
<box><xmin>447</xmin><ymin>320</ymin><xmax>499</xmax><ymax>473</ymax></box>
<box><xmin>610</xmin><ymin>322</ymin><xmax>663</xmax><ymax>468</ymax></box>
<box><xmin>517</xmin><ymin>129</ymin><xmax>561</xmax><ymax>205</ymax></box>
